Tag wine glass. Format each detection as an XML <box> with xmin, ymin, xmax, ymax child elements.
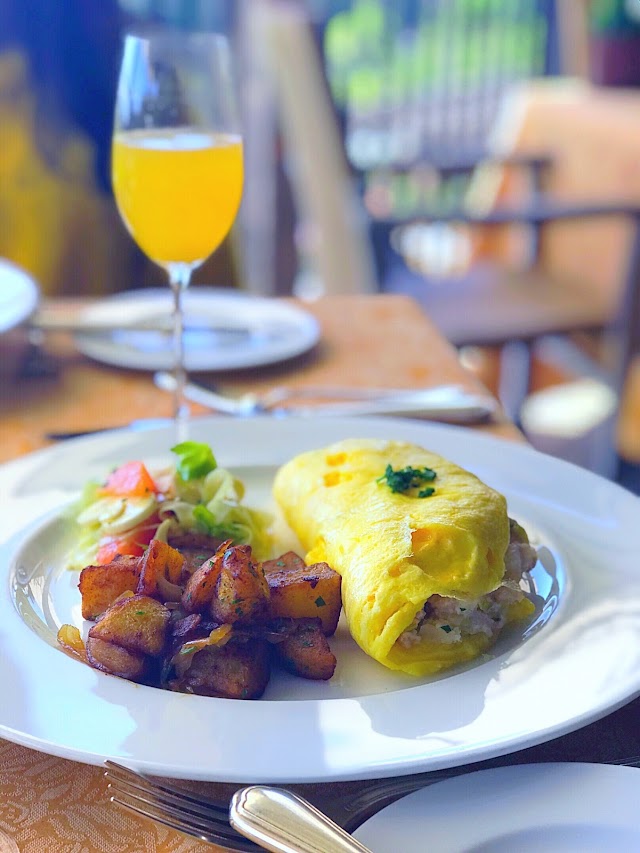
<box><xmin>112</xmin><ymin>30</ymin><xmax>243</xmax><ymax>434</ymax></box>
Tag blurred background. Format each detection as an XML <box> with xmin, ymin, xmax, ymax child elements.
<box><xmin>2</xmin><ymin>0</ymin><xmax>640</xmax><ymax>487</ymax></box>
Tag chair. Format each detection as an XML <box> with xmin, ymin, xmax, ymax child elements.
<box><xmin>256</xmin><ymin>0</ymin><xmax>563</xmax><ymax>298</ymax></box>
<box><xmin>317</xmin><ymin>0</ymin><xmax>566</xmax><ymax>270</ymax></box>
<box><xmin>260</xmin><ymin>0</ymin><xmax>378</xmax><ymax>297</ymax></box>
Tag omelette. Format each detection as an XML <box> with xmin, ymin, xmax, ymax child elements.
<box><xmin>272</xmin><ymin>438</ymin><xmax>537</xmax><ymax>676</ymax></box>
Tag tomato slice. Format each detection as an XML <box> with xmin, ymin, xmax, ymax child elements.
<box><xmin>96</xmin><ymin>514</ymin><xmax>160</xmax><ymax>564</ymax></box>
<box><xmin>101</xmin><ymin>461</ymin><xmax>158</xmax><ymax>497</ymax></box>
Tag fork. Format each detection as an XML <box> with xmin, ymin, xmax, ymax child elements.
<box><xmin>153</xmin><ymin>372</ymin><xmax>498</xmax><ymax>422</ymax></box>
<box><xmin>104</xmin><ymin>761</ymin><xmax>463</xmax><ymax>851</ymax></box>
<box><xmin>105</xmin><ymin>755</ymin><xmax>640</xmax><ymax>851</ymax></box>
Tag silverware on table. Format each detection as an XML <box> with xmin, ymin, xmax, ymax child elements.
<box><xmin>229</xmin><ymin>786</ymin><xmax>373</xmax><ymax>853</ymax></box>
<box><xmin>104</xmin><ymin>761</ymin><xmax>439</xmax><ymax>851</ymax></box>
<box><xmin>28</xmin><ymin>309</ymin><xmax>250</xmax><ymax>338</ymax></box>
<box><xmin>44</xmin><ymin>379</ymin><xmax>499</xmax><ymax>441</ymax></box>
<box><xmin>105</xmin><ymin>756</ymin><xmax>640</xmax><ymax>851</ymax></box>
<box><xmin>153</xmin><ymin>372</ymin><xmax>499</xmax><ymax>423</ymax></box>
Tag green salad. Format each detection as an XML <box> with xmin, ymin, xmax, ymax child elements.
<box><xmin>66</xmin><ymin>441</ymin><xmax>272</xmax><ymax>570</ymax></box>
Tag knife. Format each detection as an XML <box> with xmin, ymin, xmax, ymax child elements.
<box><xmin>28</xmin><ymin>310</ymin><xmax>250</xmax><ymax>337</ymax></box>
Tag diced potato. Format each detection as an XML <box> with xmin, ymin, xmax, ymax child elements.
<box><xmin>262</xmin><ymin>553</ymin><xmax>342</xmax><ymax>635</ymax></box>
<box><xmin>137</xmin><ymin>538</ymin><xmax>185</xmax><ymax>596</ymax></box>
<box><xmin>86</xmin><ymin>636</ymin><xmax>146</xmax><ymax>681</ymax></box>
<box><xmin>172</xmin><ymin>638</ymin><xmax>271</xmax><ymax>699</ymax></box>
<box><xmin>88</xmin><ymin>594</ymin><xmax>170</xmax><ymax>656</ymax></box>
<box><xmin>70</xmin><ymin>535</ymin><xmax>341</xmax><ymax>695</ymax></box>
<box><xmin>272</xmin><ymin>618</ymin><xmax>336</xmax><ymax>680</ymax></box>
<box><xmin>211</xmin><ymin>544</ymin><xmax>270</xmax><ymax>625</ymax></box>
<box><xmin>181</xmin><ymin>549</ymin><xmax>225</xmax><ymax>614</ymax></box>
<box><xmin>78</xmin><ymin>556</ymin><xmax>140</xmax><ymax>620</ymax></box>
<box><xmin>262</xmin><ymin>551</ymin><xmax>306</xmax><ymax>574</ymax></box>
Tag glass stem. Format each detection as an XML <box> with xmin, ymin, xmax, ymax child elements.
<box><xmin>167</xmin><ymin>262</ymin><xmax>193</xmax><ymax>441</ymax></box>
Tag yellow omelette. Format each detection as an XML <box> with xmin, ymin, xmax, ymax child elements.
<box><xmin>273</xmin><ymin>438</ymin><xmax>534</xmax><ymax>676</ymax></box>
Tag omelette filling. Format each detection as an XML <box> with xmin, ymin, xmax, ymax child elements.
<box><xmin>398</xmin><ymin>519</ymin><xmax>537</xmax><ymax>648</ymax></box>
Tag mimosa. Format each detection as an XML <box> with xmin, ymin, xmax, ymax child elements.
<box><xmin>112</xmin><ymin>128</ymin><xmax>243</xmax><ymax>265</ymax></box>
<box><xmin>112</xmin><ymin>31</ymin><xmax>242</xmax><ymax>429</ymax></box>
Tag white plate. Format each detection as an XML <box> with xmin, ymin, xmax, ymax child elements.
<box><xmin>73</xmin><ymin>287</ymin><xmax>321</xmax><ymax>371</ymax></box>
<box><xmin>2</xmin><ymin>417</ymin><xmax>640</xmax><ymax>782</ymax></box>
<box><xmin>0</xmin><ymin>259</ymin><xmax>39</xmax><ymax>333</ymax></box>
<box><xmin>353</xmin><ymin>762</ymin><xmax>640</xmax><ymax>852</ymax></box>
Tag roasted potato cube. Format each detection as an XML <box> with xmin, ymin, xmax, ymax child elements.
<box><xmin>86</xmin><ymin>636</ymin><xmax>146</xmax><ymax>681</ymax></box>
<box><xmin>272</xmin><ymin>618</ymin><xmax>336</xmax><ymax>680</ymax></box>
<box><xmin>172</xmin><ymin>638</ymin><xmax>270</xmax><ymax>699</ymax></box>
<box><xmin>88</xmin><ymin>594</ymin><xmax>170</xmax><ymax>656</ymax></box>
<box><xmin>262</xmin><ymin>554</ymin><xmax>342</xmax><ymax>635</ymax></box>
<box><xmin>78</xmin><ymin>556</ymin><xmax>139</xmax><ymax>620</ymax></box>
<box><xmin>137</xmin><ymin>538</ymin><xmax>185</xmax><ymax>597</ymax></box>
<box><xmin>211</xmin><ymin>544</ymin><xmax>270</xmax><ymax>625</ymax></box>
<box><xmin>262</xmin><ymin>551</ymin><xmax>306</xmax><ymax>574</ymax></box>
<box><xmin>181</xmin><ymin>549</ymin><xmax>225</xmax><ymax>614</ymax></box>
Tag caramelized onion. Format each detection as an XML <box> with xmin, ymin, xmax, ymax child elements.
<box><xmin>156</xmin><ymin>574</ymin><xmax>183</xmax><ymax>602</ymax></box>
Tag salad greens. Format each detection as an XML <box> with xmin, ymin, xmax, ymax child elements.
<box><xmin>66</xmin><ymin>441</ymin><xmax>272</xmax><ymax>570</ymax></box>
<box><xmin>171</xmin><ymin>441</ymin><xmax>217</xmax><ymax>481</ymax></box>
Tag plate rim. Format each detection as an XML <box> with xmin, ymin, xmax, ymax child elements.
<box><xmin>0</xmin><ymin>259</ymin><xmax>40</xmax><ymax>333</ymax></box>
<box><xmin>353</xmin><ymin>761</ymin><xmax>640</xmax><ymax>850</ymax></box>
<box><xmin>72</xmin><ymin>287</ymin><xmax>321</xmax><ymax>372</ymax></box>
<box><xmin>2</xmin><ymin>416</ymin><xmax>640</xmax><ymax>782</ymax></box>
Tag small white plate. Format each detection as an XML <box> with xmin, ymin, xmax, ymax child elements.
<box><xmin>353</xmin><ymin>762</ymin><xmax>640</xmax><ymax>852</ymax></box>
<box><xmin>73</xmin><ymin>288</ymin><xmax>321</xmax><ymax>371</ymax></box>
<box><xmin>2</xmin><ymin>417</ymin><xmax>640</xmax><ymax>782</ymax></box>
<box><xmin>0</xmin><ymin>259</ymin><xmax>39</xmax><ymax>333</ymax></box>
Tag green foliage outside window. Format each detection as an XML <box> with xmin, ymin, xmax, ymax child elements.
<box><xmin>324</xmin><ymin>0</ymin><xmax>548</xmax><ymax>113</ymax></box>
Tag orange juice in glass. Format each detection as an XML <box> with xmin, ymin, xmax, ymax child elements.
<box><xmin>112</xmin><ymin>32</ymin><xmax>242</xmax><ymax>429</ymax></box>
<box><xmin>112</xmin><ymin>129</ymin><xmax>243</xmax><ymax>265</ymax></box>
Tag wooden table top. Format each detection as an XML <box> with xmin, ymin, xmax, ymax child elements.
<box><xmin>3</xmin><ymin>293</ymin><xmax>638</xmax><ymax>853</ymax></box>
<box><xmin>1</xmin><ymin>293</ymin><xmax>519</xmax><ymax>463</ymax></box>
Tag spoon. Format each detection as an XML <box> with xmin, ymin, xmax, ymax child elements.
<box><xmin>230</xmin><ymin>786</ymin><xmax>373</xmax><ymax>853</ymax></box>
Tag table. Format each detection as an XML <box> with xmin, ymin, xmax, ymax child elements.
<box><xmin>1</xmin><ymin>293</ymin><xmax>638</xmax><ymax>852</ymax></box>
<box><xmin>1</xmin><ymin>294</ymin><xmax>518</xmax><ymax>463</ymax></box>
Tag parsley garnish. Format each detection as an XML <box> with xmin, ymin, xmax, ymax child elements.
<box><xmin>171</xmin><ymin>441</ymin><xmax>217</xmax><ymax>481</ymax></box>
<box><xmin>376</xmin><ymin>464</ymin><xmax>437</xmax><ymax>498</ymax></box>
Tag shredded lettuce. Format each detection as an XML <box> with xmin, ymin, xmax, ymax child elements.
<box><xmin>159</xmin><ymin>464</ymin><xmax>273</xmax><ymax>558</ymax></box>
<box><xmin>66</xmin><ymin>442</ymin><xmax>273</xmax><ymax>569</ymax></box>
